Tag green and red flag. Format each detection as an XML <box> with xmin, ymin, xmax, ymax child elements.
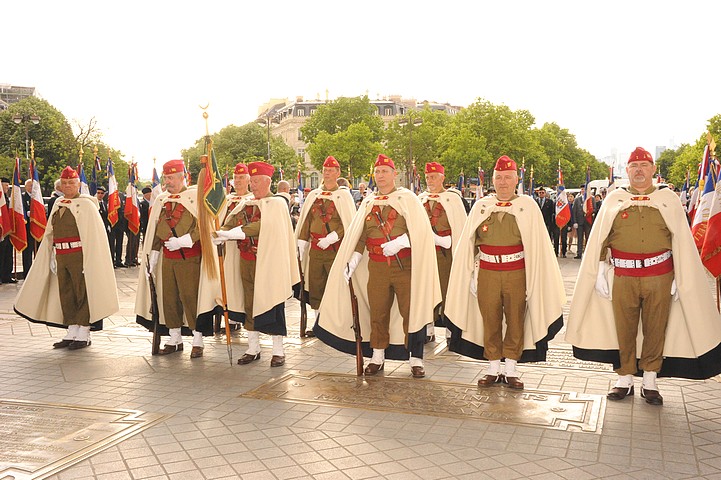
<box><xmin>201</xmin><ymin>136</ymin><xmax>226</xmax><ymax>217</ymax></box>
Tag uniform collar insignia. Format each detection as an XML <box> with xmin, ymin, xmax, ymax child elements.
<box><xmin>630</xmin><ymin>196</ymin><xmax>650</xmax><ymax>201</ymax></box>
<box><xmin>168</xmin><ymin>194</ymin><xmax>181</xmax><ymax>199</ymax></box>
<box><xmin>376</xmin><ymin>195</ymin><xmax>389</xmax><ymax>200</ymax></box>
<box><xmin>496</xmin><ymin>201</ymin><xmax>512</xmax><ymax>207</ymax></box>
<box><xmin>60</xmin><ymin>199</ymin><xmax>72</xmax><ymax>204</ymax></box>
<box><xmin>320</xmin><ymin>191</ymin><xmax>333</xmax><ymax>196</ymax></box>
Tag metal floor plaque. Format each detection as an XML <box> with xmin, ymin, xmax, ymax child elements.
<box><xmin>0</xmin><ymin>399</ymin><xmax>167</xmax><ymax>480</ymax></box>
<box><xmin>241</xmin><ymin>372</ymin><xmax>605</xmax><ymax>433</ymax></box>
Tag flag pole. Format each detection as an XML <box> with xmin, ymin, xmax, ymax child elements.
<box><xmin>201</xmin><ymin>106</ymin><xmax>233</xmax><ymax>365</ymax></box>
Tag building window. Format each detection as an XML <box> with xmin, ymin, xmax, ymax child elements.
<box><xmin>297</xmin><ymin>148</ymin><xmax>305</xmax><ymax>158</ymax></box>
<box><xmin>297</xmin><ymin>130</ymin><xmax>302</xmax><ymax>140</ymax></box>
<box><xmin>309</xmin><ymin>108</ymin><xmax>316</xmax><ymax>115</ymax></box>
<box><xmin>384</xmin><ymin>107</ymin><xmax>393</xmax><ymax>116</ymax></box>
<box><xmin>310</xmin><ymin>173</ymin><xmax>319</xmax><ymax>189</ymax></box>
<box><xmin>295</xmin><ymin>108</ymin><xmax>305</xmax><ymax>117</ymax></box>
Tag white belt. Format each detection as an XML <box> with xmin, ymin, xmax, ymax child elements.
<box><xmin>479</xmin><ymin>251</ymin><xmax>525</xmax><ymax>263</ymax></box>
<box><xmin>611</xmin><ymin>250</ymin><xmax>672</xmax><ymax>269</ymax></box>
<box><xmin>54</xmin><ymin>241</ymin><xmax>82</xmax><ymax>250</ymax></box>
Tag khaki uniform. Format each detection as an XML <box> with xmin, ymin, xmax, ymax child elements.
<box><xmin>53</xmin><ymin>204</ymin><xmax>90</xmax><ymax>326</ymax></box>
<box><xmin>423</xmin><ymin>196</ymin><xmax>453</xmax><ymax>319</ymax></box>
<box><xmin>600</xmin><ymin>186</ymin><xmax>673</xmax><ymax>375</ymax></box>
<box><xmin>474</xmin><ymin>204</ymin><xmax>526</xmax><ymax>361</ymax></box>
<box><xmin>355</xmin><ymin>188</ymin><xmax>412</xmax><ymax>349</ymax></box>
<box><xmin>222</xmin><ymin>193</ymin><xmax>287</xmax><ymax>335</ymax></box>
<box><xmin>152</xmin><ymin>191</ymin><xmax>201</xmax><ymax>330</ymax></box>
<box><xmin>298</xmin><ymin>186</ymin><xmax>345</xmax><ymax>309</ymax></box>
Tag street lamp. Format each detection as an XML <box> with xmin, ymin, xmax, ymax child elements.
<box><xmin>256</xmin><ymin>111</ymin><xmax>279</xmax><ymax>162</ymax></box>
<box><xmin>12</xmin><ymin>113</ymin><xmax>40</xmax><ymax>160</ymax></box>
<box><xmin>397</xmin><ymin>112</ymin><xmax>422</xmax><ymax>188</ymax></box>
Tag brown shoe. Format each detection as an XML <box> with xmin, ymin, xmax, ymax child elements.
<box><xmin>190</xmin><ymin>346</ymin><xmax>204</xmax><ymax>358</ymax></box>
<box><xmin>607</xmin><ymin>385</ymin><xmax>634</xmax><ymax>400</ymax></box>
<box><xmin>504</xmin><ymin>376</ymin><xmax>524</xmax><ymax>390</ymax></box>
<box><xmin>477</xmin><ymin>374</ymin><xmax>502</xmax><ymax>387</ymax></box>
<box><xmin>68</xmin><ymin>340</ymin><xmax>91</xmax><ymax>350</ymax></box>
<box><xmin>270</xmin><ymin>355</ymin><xmax>285</xmax><ymax>367</ymax></box>
<box><xmin>237</xmin><ymin>353</ymin><xmax>261</xmax><ymax>365</ymax></box>
<box><xmin>364</xmin><ymin>362</ymin><xmax>384</xmax><ymax>375</ymax></box>
<box><xmin>641</xmin><ymin>387</ymin><xmax>663</xmax><ymax>405</ymax></box>
<box><xmin>53</xmin><ymin>339</ymin><xmax>73</xmax><ymax>349</ymax></box>
<box><xmin>304</xmin><ymin>330</ymin><xmax>315</xmax><ymax>338</ymax></box>
<box><xmin>159</xmin><ymin>343</ymin><xmax>183</xmax><ymax>355</ymax></box>
<box><xmin>411</xmin><ymin>366</ymin><xmax>425</xmax><ymax>378</ymax></box>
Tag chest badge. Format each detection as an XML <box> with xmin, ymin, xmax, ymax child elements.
<box><xmin>482</xmin><ymin>224</ymin><xmax>489</xmax><ymax>232</ymax></box>
<box><xmin>621</xmin><ymin>211</ymin><xmax>629</xmax><ymax>219</ymax></box>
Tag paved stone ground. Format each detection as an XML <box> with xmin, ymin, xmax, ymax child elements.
<box><xmin>1</xmin><ymin>251</ymin><xmax>721</xmax><ymax>480</ymax></box>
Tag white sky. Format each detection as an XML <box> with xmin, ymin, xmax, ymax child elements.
<box><xmin>4</xmin><ymin>1</ymin><xmax>720</xmax><ymax>179</ymax></box>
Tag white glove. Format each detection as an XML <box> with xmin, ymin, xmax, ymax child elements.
<box><xmin>317</xmin><ymin>231</ymin><xmax>339</xmax><ymax>250</ymax></box>
<box><xmin>671</xmin><ymin>279</ymin><xmax>679</xmax><ymax>301</ymax></box>
<box><xmin>224</xmin><ymin>226</ymin><xmax>246</xmax><ymax>240</ymax></box>
<box><xmin>164</xmin><ymin>233</ymin><xmax>193</xmax><ymax>251</ymax></box>
<box><xmin>212</xmin><ymin>232</ymin><xmax>226</xmax><ymax>246</ymax></box>
<box><xmin>573</xmin><ymin>223</ymin><xmax>579</xmax><ymax>229</ymax></box>
<box><xmin>381</xmin><ymin>233</ymin><xmax>410</xmax><ymax>257</ymax></box>
<box><xmin>344</xmin><ymin>251</ymin><xmax>363</xmax><ymax>283</ymax></box>
<box><xmin>147</xmin><ymin>250</ymin><xmax>160</xmax><ymax>278</ymax></box>
<box><xmin>595</xmin><ymin>261</ymin><xmax>610</xmax><ymax>299</ymax></box>
<box><xmin>434</xmin><ymin>233</ymin><xmax>452</xmax><ymax>249</ymax></box>
<box><xmin>297</xmin><ymin>239</ymin><xmax>309</xmax><ymax>258</ymax></box>
<box><xmin>50</xmin><ymin>249</ymin><xmax>57</xmax><ymax>275</ymax></box>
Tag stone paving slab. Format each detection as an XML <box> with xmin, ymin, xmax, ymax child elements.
<box><xmin>0</xmin><ymin>257</ymin><xmax>720</xmax><ymax>479</ymax></box>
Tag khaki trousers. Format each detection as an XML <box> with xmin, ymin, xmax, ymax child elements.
<box><xmin>57</xmin><ymin>251</ymin><xmax>90</xmax><ymax>326</ymax></box>
<box><xmin>476</xmin><ymin>268</ymin><xmax>527</xmax><ymax>360</ymax></box>
<box><xmin>367</xmin><ymin>257</ymin><xmax>412</xmax><ymax>349</ymax></box>
<box><xmin>611</xmin><ymin>271</ymin><xmax>673</xmax><ymax>375</ymax></box>
<box><xmin>240</xmin><ymin>258</ymin><xmax>257</xmax><ymax>331</ymax></box>
<box><xmin>307</xmin><ymin>248</ymin><xmax>336</xmax><ymax>310</ymax></box>
<box><xmin>161</xmin><ymin>255</ymin><xmax>200</xmax><ymax>330</ymax></box>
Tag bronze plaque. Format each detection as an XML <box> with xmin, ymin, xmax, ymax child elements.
<box><xmin>241</xmin><ymin>372</ymin><xmax>605</xmax><ymax>433</ymax></box>
<box><xmin>0</xmin><ymin>399</ymin><xmax>167</xmax><ymax>480</ymax></box>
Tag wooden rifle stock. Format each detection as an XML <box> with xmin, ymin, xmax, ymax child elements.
<box><xmin>146</xmin><ymin>255</ymin><xmax>161</xmax><ymax>355</ymax></box>
<box><xmin>348</xmin><ymin>273</ymin><xmax>363</xmax><ymax>376</ymax></box>
<box><xmin>298</xmin><ymin>252</ymin><xmax>308</xmax><ymax>337</ymax></box>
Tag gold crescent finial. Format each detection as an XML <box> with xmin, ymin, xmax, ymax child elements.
<box><xmin>200</xmin><ymin>104</ymin><xmax>210</xmax><ymax>137</ymax></box>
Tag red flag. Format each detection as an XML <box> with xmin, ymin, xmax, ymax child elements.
<box><xmin>29</xmin><ymin>159</ymin><xmax>47</xmax><ymax>242</ymax></box>
<box><xmin>583</xmin><ymin>165</ymin><xmax>594</xmax><ymax>224</ymax></box>
<box><xmin>691</xmin><ymin>167</ymin><xmax>715</xmax><ymax>250</ymax></box>
<box><xmin>10</xmin><ymin>158</ymin><xmax>27</xmax><ymax>252</ymax></box>
<box><xmin>0</xmin><ymin>191</ymin><xmax>12</xmax><ymax>239</ymax></box>
<box><xmin>107</xmin><ymin>158</ymin><xmax>121</xmax><ymax>227</ymax></box>
<box><xmin>701</xmin><ymin>171</ymin><xmax>721</xmax><ymax>277</ymax></box>
<box><xmin>555</xmin><ymin>164</ymin><xmax>571</xmax><ymax>228</ymax></box>
<box><xmin>124</xmin><ymin>163</ymin><xmax>140</xmax><ymax>235</ymax></box>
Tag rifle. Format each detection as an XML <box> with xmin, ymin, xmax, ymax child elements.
<box><xmin>298</xmin><ymin>250</ymin><xmax>308</xmax><ymax>337</ymax></box>
<box><xmin>348</xmin><ymin>272</ymin><xmax>363</xmax><ymax>376</ymax></box>
<box><xmin>146</xmin><ymin>254</ymin><xmax>161</xmax><ymax>355</ymax></box>
<box><xmin>372</xmin><ymin>210</ymin><xmax>403</xmax><ymax>270</ymax></box>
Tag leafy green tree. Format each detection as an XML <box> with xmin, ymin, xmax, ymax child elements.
<box><xmin>182</xmin><ymin>123</ymin><xmax>296</xmax><ymax>184</ymax></box>
<box><xmin>384</xmin><ymin>108</ymin><xmax>451</xmax><ymax>185</ymax></box>
<box><xmin>306</xmin><ymin>123</ymin><xmax>383</xmax><ymax>180</ymax></box>
<box><xmin>300</xmin><ymin>96</ymin><xmax>384</xmax><ymax>145</ymax></box>
<box><xmin>0</xmin><ymin>97</ymin><xmax>77</xmax><ymax>193</ymax></box>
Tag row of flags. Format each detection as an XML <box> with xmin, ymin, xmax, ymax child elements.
<box><xmin>4</xmin><ymin>144</ymin><xmax>721</xmax><ymax>281</ymax></box>
<box><xmin>688</xmin><ymin>137</ymin><xmax>721</xmax><ymax>277</ymax></box>
<box><xmin>0</xmin><ymin>155</ymin><xmax>145</xmax><ymax>256</ymax></box>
